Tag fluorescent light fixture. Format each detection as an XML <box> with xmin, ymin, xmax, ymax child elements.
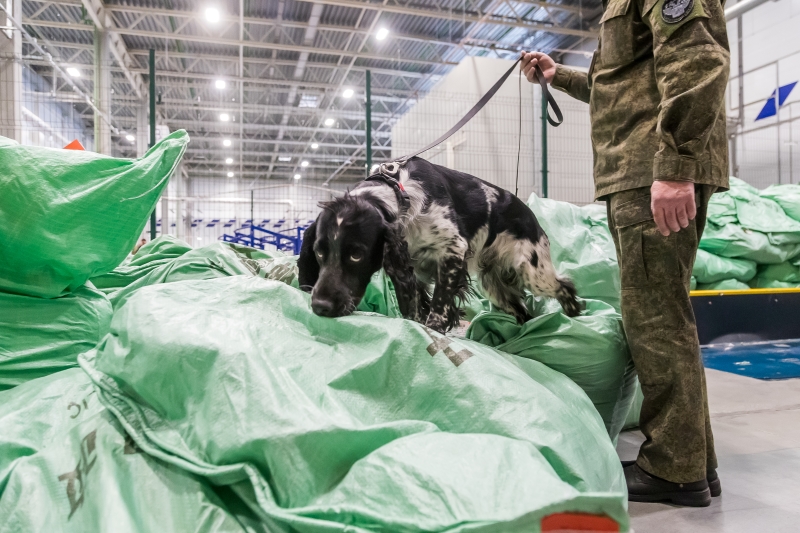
<box><xmin>278</xmin><ymin>156</ymin><xmax>292</xmax><ymax>162</ymax></box>
<box><xmin>376</xmin><ymin>28</ymin><xmax>389</xmax><ymax>41</ymax></box>
<box><xmin>342</xmin><ymin>88</ymin><xmax>354</xmax><ymax>99</ymax></box>
<box><xmin>215</xmin><ymin>79</ymin><xmax>226</xmax><ymax>89</ymax></box>
<box><xmin>294</xmin><ymin>174</ymin><xmax>301</xmax><ymax>180</ymax></box>
<box><xmin>222</xmin><ymin>139</ymin><xmax>232</xmax><ymax>147</ymax></box>
<box><xmin>227</xmin><ymin>171</ymin><xmax>234</xmax><ymax>178</ymax></box>
<box><xmin>225</xmin><ymin>157</ymin><xmax>233</xmax><ymax>164</ymax></box>
<box><xmin>219</xmin><ymin>113</ymin><xmax>230</xmax><ymax>122</ymax></box>
<box><xmin>125</xmin><ymin>134</ymin><xmax>135</xmax><ymax>142</ymax></box>
<box><xmin>205</xmin><ymin>7</ymin><xmax>220</xmax><ymax>23</ymax></box>
<box><xmin>324</xmin><ymin>118</ymin><xmax>335</xmax><ymax>127</ymax></box>
<box><xmin>301</xmin><ymin>161</ymin><xmax>309</xmax><ymax>168</ymax></box>
<box><xmin>298</xmin><ymin>94</ymin><xmax>319</xmax><ymax>108</ymax></box>
<box><xmin>311</xmin><ymin>143</ymin><xmax>319</xmax><ymax>150</ymax></box>
<box><xmin>66</xmin><ymin>67</ymin><xmax>81</xmax><ymax>77</ymax></box>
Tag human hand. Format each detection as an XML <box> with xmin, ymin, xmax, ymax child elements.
<box><xmin>650</xmin><ymin>181</ymin><xmax>696</xmax><ymax>236</ymax></box>
<box><xmin>520</xmin><ymin>51</ymin><xmax>557</xmax><ymax>84</ymax></box>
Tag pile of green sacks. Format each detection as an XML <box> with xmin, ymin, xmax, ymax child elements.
<box><xmin>0</xmin><ymin>131</ymin><xmax>189</xmax><ymax>390</ymax></box>
<box><xmin>1</xmin><ymin>139</ymin><xmax>633</xmax><ymax>530</ymax></box>
<box><xmin>697</xmin><ymin>178</ymin><xmax>800</xmax><ymax>290</ymax></box>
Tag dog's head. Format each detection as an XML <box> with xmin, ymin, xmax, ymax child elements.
<box><xmin>297</xmin><ymin>194</ymin><xmax>415</xmax><ymax>318</ymax></box>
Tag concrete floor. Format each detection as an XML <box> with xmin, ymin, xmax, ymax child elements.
<box><xmin>617</xmin><ymin>369</ymin><xmax>800</xmax><ymax>533</ymax></box>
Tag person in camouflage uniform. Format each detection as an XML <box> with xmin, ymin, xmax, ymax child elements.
<box><xmin>522</xmin><ymin>0</ymin><xmax>730</xmax><ymax>507</ymax></box>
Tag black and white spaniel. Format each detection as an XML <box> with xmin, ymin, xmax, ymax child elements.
<box><xmin>297</xmin><ymin>157</ymin><xmax>581</xmax><ymax>333</ymax></box>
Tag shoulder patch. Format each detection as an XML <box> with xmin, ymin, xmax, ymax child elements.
<box><xmin>662</xmin><ymin>0</ymin><xmax>694</xmax><ymax>23</ymax></box>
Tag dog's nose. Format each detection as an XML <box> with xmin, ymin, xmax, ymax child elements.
<box><xmin>311</xmin><ymin>297</ymin><xmax>336</xmax><ymax>317</ymax></box>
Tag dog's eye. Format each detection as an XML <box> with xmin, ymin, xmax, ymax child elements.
<box><xmin>349</xmin><ymin>253</ymin><xmax>363</xmax><ymax>263</ymax></box>
<box><xmin>316</xmin><ymin>251</ymin><xmax>324</xmax><ymax>260</ymax></box>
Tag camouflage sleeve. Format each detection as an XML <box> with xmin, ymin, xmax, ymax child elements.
<box><xmin>551</xmin><ymin>64</ymin><xmax>591</xmax><ymax>104</ymax></box>
<box><xmin>642</xmin><ymin>0</ymin><xmax>730</xmax><ymax>182</ymax></box>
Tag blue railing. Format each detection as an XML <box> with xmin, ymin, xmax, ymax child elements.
<box><xmin>220</xmin><ymin>223</ymin><xmax>306</xmax><ymax>255</ymax></box>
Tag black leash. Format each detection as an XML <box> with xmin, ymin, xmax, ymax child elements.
<box><xmin>397</xmin><ymin>57</ymin><xmax>562</xmax><ymax>164</ymax></box>
<box><xmin>369</xmin><ymin>55</ymin><xmax>563</xmax><ymax>207</ymax></box>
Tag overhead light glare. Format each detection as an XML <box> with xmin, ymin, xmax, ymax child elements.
<box><xmin>222</xmin><ymin>139</ymin><xmax>232</xmax><ymax>147</ymax></box>
<box><xmin>125</xmin><ymin>134</ymin><xmax>135</xmax><ymax>142</ymax></box>
<box><xmin>301</xmin><ymin>160</ymin><xmax>309</xmax><ymax>168</ymax></box>
<box><xmin>311</xmin><ymin>143</ymin><xmax>319</xmax><ymax>150</ymax></box>
<box><xmin>219</xmin><ymin>113</ymin><xmax>230</xmax><ymax>122</ymax></box>
<box><xmin>376</xmin><ymin>28</ymin><xmax>389</xmax><ymax>41</ymax></box>
<box><xmin>324</xmin><ymin>118</ymin><xmax>335</xmax><ymax>127</ymax></box>
<box><xmin>227</xmin><ymin>171</ymin><xmax>234</xmax><ymax>178</ymax></box>
<box><xmin>225</xmin><ymin>157</ymin><xmax>233</xmax><ymax>164</ymax></box>
<box><xmin>294</xmin><ymin>173</ymin><xmax>301</xmax><ymax>180</ymax></box>
<box><xmin>66</xmin><ymin>67</ymin><xmax>81</xmax><ymax>77</ymax></box>
<box><xmin>342</xmin><ymin>88</ymin><xmax>354</xmax><ymax>99</ymax></box>
<box><xmin>278</xmin><ymin>156</ymin><xmax>292</xmax><ymax>162</ymax></box>
<box><xmin>215</xmin><ymin>79</ymin><xmax>226</xmax><ymax>89</ymax></box>
<box><xmin>205</xmin><ymin>7</ymin><xmax>220</xmax><ymax>23</ymax></box>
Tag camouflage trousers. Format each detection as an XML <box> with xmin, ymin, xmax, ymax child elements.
<box><xmin>607</xmin><ymin>185</ymin><xmax>718</xmax><ymax>484</ymax></box>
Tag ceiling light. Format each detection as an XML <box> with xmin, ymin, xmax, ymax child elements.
<box><xmin>215</xmin><ymin>79</ymin><xmax>226</xmax><ymax>89</ymax></box>
<box><xmin>311</xmin><ymin>143</ymin><xmax>319</xmax><ymax>150</ymax></box>
<box><xmin>66</xmin><ymin>67</ymin><xmax>81</xmax><ymax>77</ymax></box>
<box><xmin>227</xmin><ymin>171</ymin><xmax>234</xmax><ymax>178</ymax></box>
<box><xmin>324</xmin><ymin>118</ymin><xmax>335</xmax><ymax>127</ymax></box>
<box><xmin>222</xmin><ymin>139</ymin><xmax>232</xmax><ymax>147</ymax></box>
<box><xmin>125</xmin><ymin>134</ymin><xmax>135</xmax><ymax>142</ymax></box>
<box><xmin>278</xmin><ymin>156</ymin><xmax>291</xmax><ymax>162</ymax></box>
<box><xmin>294</xmin><ymin>174</ymin><xmax>301</xmax><ymax>180</ymax></box>
<box><xmin>219</xmin><ymin>113</ymin><xmax>230</xmax><ymax>122</ymax></box>
<box><xmin>301</xmin><ymin>160</ymin><xmax>309</xmax><ymax>167</ymax></box>
<box><xmin>225</xmin><ymin>157</ymin><xmax>233</xmax><ymax>164</ymax></box>
<box><xmin>342</xmin><ymin>88</ymin><xmax>354</xmax><ymax>99</ymax></box>
<box><xmin>205</xmin><ymin>7</ymin><xmax>220</xmax><ymax>23</ymax></box>
<box><xmin>376</xmin><ymin>28</ymin><xmax>389</xmax><ymax>41</ymax></box>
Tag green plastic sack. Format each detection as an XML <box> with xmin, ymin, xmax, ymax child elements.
<box><xmin>89</xmin><ymin>235</ymin><xmax>193</xmax><ymax>290</ymax></box>
<box><xmin>0</xmin><ymin>369</ymin><xmax>263</xmax><ymax>532</ymax></box>
<box><xmin>527</xmin><ymin>194</ymin><xmax>620</xmax><ymax>311</ymax></box>
<box><xmin>104</xmin><ymin>242</ymin><xmax>402</xmax><ymax>317</ymax></box>
<box><xmin>622</xmin><ymin>382</ymin><xmax>643</xmax><ymax>430</ymax></box>
<box><xmin>0</xmin><ymin>283</ymin><xmax>111</xmax><ymax>391</ymax></box>
<box><xmin>697</xmin><ymin>279</ymin><xmax>750</xmax><ymax>291</ymax></box>
<box><xmin>749</xmin><ymin>262</ymin><xmax>800</xmax><ymax>288</ymax></box>
<box><xmin>79</xmin><ymin>276</ymin><xmax>629</xmax><ymax>532</ymax></box>
<box><xmin>0</xmin><ymin>131</ymin><xmax>189</xmax><ymax>298</ymax></box>
<box><xmin>466</xmin><ymin>295</ymin><xmax>635</xmax><ymax>440</ymax></box>
<box><xmin>690</xmin><ymin>276</ymin><xmax>697</xmax><ymax>290</ymax></box>
<box><xmin>700</xmin><ymin>222</ymin><xmax>800</xmax><ymax>264</ymax></box>
<box><xmin>761</xmin><ymin>184</ymin><xmax>800</xmax><ymax>222</ymax></box>
<box><xmin>706</xmin><ymin>190</ymin><xmax>738</xmax><ymax>226</ymax></box>
<box><xmin>727</xmin><ymin>177</ymin><xmax>800</xmax><ymax>235</ymax></box>
<box><xmin>692</xmin><ymin>249</ymin><xmax>757</xmax><ymax>283</ymax></box>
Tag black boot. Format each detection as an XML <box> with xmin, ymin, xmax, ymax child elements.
<box><xmin>624</xmin><ymin>463</ymin><xmax>711</xmax><ymax>507</ymax></box>
<box><xmin>621</xmin><ymin>460</ymin><xmax>721</xmax><ymax>497</ymax></box>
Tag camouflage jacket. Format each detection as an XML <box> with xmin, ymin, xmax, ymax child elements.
<box><xmin>551</xmin><ymin>0</ymin><xmax>731</xmax><ymax>200</ymax></box>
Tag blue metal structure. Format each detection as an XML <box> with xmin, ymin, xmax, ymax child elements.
<box><xmin>220</xmin><ymin>223</ymin><xmax>307</xmax><ymax>255</ymax></box>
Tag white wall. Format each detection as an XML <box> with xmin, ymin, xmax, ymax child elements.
<box><xmin>392</xmin><ymin>56</ymin><xmax>595</xmax><ymax>205</ymax></box>
<box><xmin>728</xmin><ymin>0</ymin><xmax>800</xmax><ymax>187</ymax></box>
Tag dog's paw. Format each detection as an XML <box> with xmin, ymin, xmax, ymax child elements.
<box><xmin>425</xmin><ymin>312</ymin><xmax>449</xmax><ymax>334</ymax></box>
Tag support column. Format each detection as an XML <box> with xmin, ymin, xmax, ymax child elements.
<box><xmin>93</xmin><ymin>27</ymin><xmax>112</xmax><ymax>154</ymax></box>
<box><xmin>136</xmin><ymin>101</ymin><xmax>147</xmax><ymax>156</ymax></box>
<box><xmin>0</xmin><ymin>0</ymin><xmax>22</xmax><ymax>142</ymax></box>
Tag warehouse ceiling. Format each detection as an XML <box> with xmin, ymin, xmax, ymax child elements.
<box><xmin>20</xmin><ymin>0</ymin><xmax>601</xmax><ymax>183</ymax></box>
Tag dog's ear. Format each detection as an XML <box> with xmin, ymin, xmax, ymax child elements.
<box><xmin>297</xmin><ymin>220</ymin><xmax>319</xmax><ymax>292</ymax></box>
<box><xmin>382</xmin><ymin>223</ymin><xmax>417</xmax><ymax>319</ymax></box>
